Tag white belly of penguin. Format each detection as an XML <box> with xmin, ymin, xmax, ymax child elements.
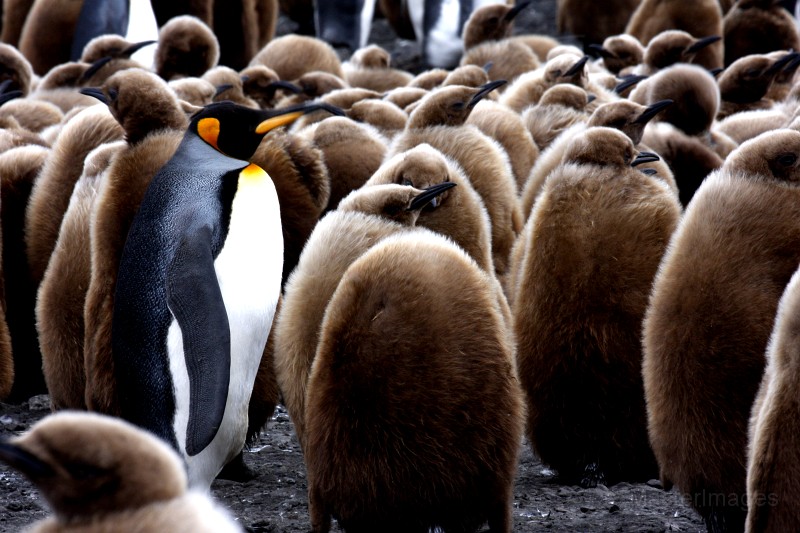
<box><xmin>167</xmin><ymin>167</ymin><xmax>283</xmax><ymax>489</ymax></box>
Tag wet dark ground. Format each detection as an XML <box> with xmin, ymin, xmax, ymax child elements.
<box><xmin>0</xmin><ymin>1</ymin><xmax>705</xmax><ymax>532</ymax></box>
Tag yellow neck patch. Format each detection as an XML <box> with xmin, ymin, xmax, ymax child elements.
<box><xmin>197</xmin><ymin>117</ymin><xmax>221</xmax><ymax>151</ymax></box>
<box><xmin>239</xmin><ymin>163</ymin><xmax>268</xmax><ymax>186</ymax></box>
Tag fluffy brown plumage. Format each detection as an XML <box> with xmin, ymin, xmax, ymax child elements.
<box><xmin>0</xmin><ymin>144</ymin><xmax>48</xmax><ymax>402</ymax></box>
<box><xmin>391</xmin><ymin>82</ymin><xmax>522</xmax><ymax>280</ymax></box>
<box><xmin>297</xmin><ymin>116</ymin><xmax>386</xmax><ymax>212</ymax></box>
<box><xmin>643</xmin><ymin>129</ymin><xmax>800</xmax><ymax>533</ymax></box>
<box><xmin>626</xmin><ymin>0</ymin><xmax>724</xmax><ymax>70</ymax></box>
<box><xmin>273</xmin><ymin>183</ymin><xmax>460</xmax><ymax>448</ymax></box>
<box><xmin>723</xmin><ymin>0</ymin><xmax>800</xmax><ymax>66</ymax></box>
<box><xmin>17</xmin><ymin>0</ymin><xmax>83</xmax><ymax>75</ymax></box>
<box><xmin>36</xmin><ymin>141</ymin><xmax>124</xmax><ymax>411</ymax></box>
<box><xmin>250</xmin><ymin>34</ymin><xmax>344</xmax><ymax>81</ymax></box>
<box><xmin>513</xmin><ymin>127</ymin><xmax>679</xmax><ymax>488</ymax></box>
<box><xmin>0</xmin><ymin>411</ymin><xmax>242</xmax><ymax>532</ymax></box>
<box><xmin>305</xmin><ymin>231</ymin><xmax>523</xmax><ymax>533</ymax></box>
<box><xmin>24</xmin><ymin>105</ymin><xmax>123</xmax><ymax>289</ymax></box>
<box><xmin>557</xmin><ymin>0</ymin><xmax>640</xmax><ymax>45</ymax></box>
<box><xmin>155</xmin><ymin>15</ymin><xmax>220</xmax><ymax>81</ymax></box>
<box><xmin>746</xmin><ymin>266</ymin><xmax>800</xmax><ymax>533</ymax></box>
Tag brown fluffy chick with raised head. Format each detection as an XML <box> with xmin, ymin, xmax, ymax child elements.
<box><xmin>0</xmin><ymin>411</ymin><xmax>242</xmax><ymax>532</ymax></box>
<box><xmin>717</xmin><ymin>52</ymin><xmax>799</xmax><ymax>119</ymax></box>
<box><xmin>499</xmin><ymin>53</ymin><xmax>591</xmax><ymax>113</ymax></box>
<box><xmin>80</xmin><ymin>70</ymin><xmax>188</xmax><ymax>415</ymax></box>
<box><xmin>391</xmin><ymin>81</ymin><xmax>523</xmax><ymax>280</ymax></box>
<box><xmin>626</xmin><ymin>0</ymin><xmax>724</xmax><ymax>70</ymax></box>
<box><xmin>633</xmin><ymin>30</ymin><xmax>722</xmax><ymax>75</ymax></box>
<box><xmin>643</xmin><ymin>129</ymin><xmax>800</xmax><ymax>533</ymax></box>
<box><xmin>306</xmin><ymin>231</ymin><xmax>523</xmax><ymax>533</ymax></box>
<box><xmin>513</xmin><ymin>127</ymin><xmax>679</xmax><ymax>488</ymax></box>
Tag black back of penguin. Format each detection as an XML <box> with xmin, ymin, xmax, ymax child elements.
<box><xmin>112</xmin><ymin>132</ymin><xmax>245</xmax><ymax>452</ymax></box>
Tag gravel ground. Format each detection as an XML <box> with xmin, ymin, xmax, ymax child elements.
<box><xmin>0</xmin><ymin>1</ymin><xmax>706</xmax><ymax>532</ymax></box>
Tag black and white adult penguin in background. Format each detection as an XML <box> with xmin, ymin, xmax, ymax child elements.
<box><xmin>299</xmin><ymin>0</ymin><xmax>509</xmax><ymax>67</ymax></box>
<box><xmin>111</xmin><ymin>100</ymin><xmax>342</xmax><ymax>488</ymax></box>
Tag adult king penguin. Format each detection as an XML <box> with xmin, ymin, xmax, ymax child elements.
<box><xmin>111</xmin><ymin>100</ymin><xmax>342</xmax><ymax>489</ymax></box>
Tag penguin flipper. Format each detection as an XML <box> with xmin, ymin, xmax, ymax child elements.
<box><xmin>166</xmin><ymin>225</ymin><xmax>231</xmax><ymax>457</ymax></box>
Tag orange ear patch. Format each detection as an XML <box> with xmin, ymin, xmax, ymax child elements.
<box><xmin>198</xmin><ymin>117</ymin><xmax>221</xmax><ymax>150</ymax></box>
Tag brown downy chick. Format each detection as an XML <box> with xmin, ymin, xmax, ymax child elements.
<box><xmin>202</xmin><ymin>65</ymin><xmax>259</xmax><ymax>108</ymax></box>
<box><xmin>79</xmin><ymin>70</ymin><xmax>188</xmax><ymax>415</ymax></box>
<box><xmin>460</xmin><ymin>39</ymin><xmax>540</xmax><ymax>87</ymax></box>
<box><xmin>37</xmin><ymin>140</ymin><xmax>125</xmax><ymax>411</ymax></box>
<box><xmin>274</xmin><ymin>71</ymin><xmax>348</xmax><ymax>109</ymax></box>
<box><xmin>467</xmin><ymin>99</ymin><xmax>539</xmax><ymax>191</ymax></box>
<box><xmin>287</xmin><ymin>87</ymin><xmax>378</xmax><ymax>130</ymax></box>
<box><xmin>0</xmin><ymin>411</ymin><xmax>242</xmax><ymax>532</ymax></box>
<box><xmin>462</xmin><ymin>1</ymin><xmax>531</xmax><ymax>49</ymax></box>
<box><xmin>522</xmin><ymin>83</ymin><xmax>593</xmax><ymax>151</ymax></box>
<box><xmin>0</xmin><ymin>99</ymin><xmax>63</xmax><ymax>133</ymax></box>
<box><xmin>155</xmin><ymin>15</ymin><xmax>220</xmax><ymax>81</ymax></box>
<box><xmin>514</xmin><ymin>126</ymin><xmax>679</xmax><ymax>488</ymax></box>
<box><xmin>306</xmin><ymin>231</ymin><xmax>522</xmax><ymax>533</ymax></box>
<box><xmin>392</xmin><ymin>81</ymin><xmax>523</xmax><ymax>279</ymax></box>
<box><xmin>0</xmin><ymin>144</ymin><xmax>49</xmax><ymax>402</ymax></box>
<box><xmin>589</xmin><ymin>34</ymin><xmax>645</xmax><ymax>75</ymax></box>
<box><xmin>442</xmin><ymin>64</ymin><xmax>491</xmax><ymax>89</ymax></box>
<box><xmin>723</xmin><ymin>0</ymin><xmax>800</xmax><ymax>67</ymax></box>
<box><xmin>643</xmin><ymin>128</ymin><xmax>800</xmax><ymax>533</ymax></box>
<box><xmin>29</xmin><ymin>62</ymin><xmax>99</xmax><ymax>113</ymax></box>
<box><xmin>169</xmin><ymin>77</ymin><xmax>216</xmax><ymax>107</ymax></box>
<box><xmin>626</xmin><ymin>0</ymin><xmax>724</xmax><ymax>70</ymax></box>
<box><xmin>1</xmin><ymin>0</ymin><xmax>34</xmax><ymax>47</ymax></box>
<box><xmin>346</xmin><ymin>99</ymin><xmax>407</xmax><ymax>138</ymax></box>
<box><xmin>0</xmin><ymin>43</ymin><xmax>33</xmax><ymax>96</ymax></box>
<box><xmin>80</xmin><ymin>35</ymin><xmax>156</xmax><ymax>65</ymax></box>
<box><xmin>630</xmin><ymin>64</ymin><xmax>720</xmax><ymax>136</ymax></box>
<box><xmin>274</xmin><ymin>182</ymin><xmax>459</xmax><ymax>448</ymax></box>
<box><xmin>17</xmin><ymin>0</ymin><xmax>83</xmax><ymax>75</ymax></box>
<box><xmin>557</xmin><ymin>0</ymin><xmax>641</xmax><ymax>46</ymax></box>
<box><xmin>499</xmin><ymin>53</ymin><xmax>591</xmax><ymax>112</ymax></box>
<box><xmin>364</xmin><ymin>143</ymin><xmax>494</xmax><ymax>274</ymax></box>
<box><xmin>765</xmin><ymin>50</ymin><xmax>800</xmax><ymax>102</ymax></box>
<box><xmin>296</xmin><ymin>116</ymin><xmax>387</xmax><ymax>212</ymax></box>
<box><xmin>408</xmin><ymin>68</ymin><xmax>449</xmax><ymax>90</ymax></box>
<box><xmin>717</xmin><ymin>52</ymin><xmax>799</xmax><ymax>119</ymax></box>
<box><xmin>746</xmin><ymin>266</ymin><xmax>800</xmax><ymax>533</ymax></box>
<box><xmin>240</xmin><ymin>65</ymin><xmax>301</xmax><ymax>109</ymax></box>
<box><xmin>522</xmin><ymin>98</ymin><xmax>675</xmax><ymax>217</ymax></box>
<box><xmin>383</xmin><ymin>86</ymin><xmax>428</xmax><ymax>109</ymax></box>
<box><xmin>249</xmin><ymin>34</ymin><xmax>344</xmax><ymax>81</ymax></box>
<box><xmin>634</xmin><ymin>30</ymin><xmax>722</xmax><ymax>75</ymax></box>
<box><xmin>343</xmin><ymin>44</ymin><xmax>413</xmax><ymax>92</ymax></box>
<box><xmin>24</xmin><ymin>105</ymin><xmax>124</xmax><ymax>288</ymax></box>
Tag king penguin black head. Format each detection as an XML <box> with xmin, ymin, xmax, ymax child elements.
<box><xmin>190</xmin><ymin>101</ymin><xmax>344</xmax><ymax>160</ymax></box>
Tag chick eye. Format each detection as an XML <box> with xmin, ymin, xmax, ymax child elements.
<box><xmin>402</xmin><ymin>179</ymin><xmax>413</xmax><ymax>186</ymax></box>
<box><xmin>451</xmin><ymin>101</ymin><xmax>465</xmax><ymax>111</ymax></box>
<box><xmin>778</xmin><ymin>153</ymin><xmax>797</xmax><ymax>167</ymax></box>
<box><xmin>107</xmin><ymin>87</ymin><xmax>119</xmax><ymax>101</ymax></box>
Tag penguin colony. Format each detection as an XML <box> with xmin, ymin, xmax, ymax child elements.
<box><xmin>2</xmin><ymin>0</ymin><xmax>800</xmax><ymax>532</ymax></box>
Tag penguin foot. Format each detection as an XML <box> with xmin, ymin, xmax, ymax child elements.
<box><xmin>580</xmin><ymin>462</ymin><xmax>606</xmax><ymax>488</ymax></box>
<box><xmin>216</xmin><ymin>451</ymin><xmax>257</xmax><ymax>482</ymax></box>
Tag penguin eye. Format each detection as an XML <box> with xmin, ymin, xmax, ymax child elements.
<box><xmin>778</xmin><ymin>153</ymin><xmax>797</xmax><ymax>167</ymax></box>
<box><xmin>451</xmin><ymin>101</ymin><xmax>465</xmax><ymax>111</ymax></box>
<box><xmin>487</xmin><ymin>16</ymin><xmax>500</xmax><ymax>26</ymax></box>
<box><xmin>65</xmin><ymin>461</ymin><xmax>107</xmax><ymax>480</ymax></box>
<box><xmin>107</xmin><ymin>87</ymin><xmax>119</xmax><ymax>101</ymax></box>
<box><xmin>745</xmin><ymin>68</ymin><xmax>760</xmax><ymax>78</ymax></box>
